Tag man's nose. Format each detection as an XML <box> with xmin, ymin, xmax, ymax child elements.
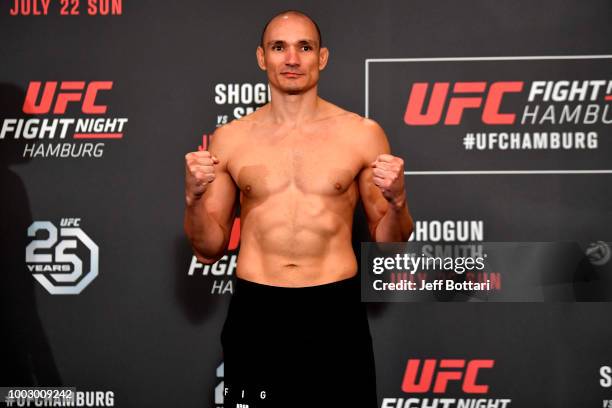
<box><xmin>285</xmin><ymin>46</ymin><xmax>300</xmax><ymax>66</ymax></box>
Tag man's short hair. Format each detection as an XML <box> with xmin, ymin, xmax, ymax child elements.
<box><xmin>260</xmin><ymin>10</ymin><xmax>322</xmax><ymax>49</ymax></box>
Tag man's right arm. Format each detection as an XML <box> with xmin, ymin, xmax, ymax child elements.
<box><xmin>183</xmin><ymin>127</ymin><xmax>238</xmax><ymax>264</ymax></box>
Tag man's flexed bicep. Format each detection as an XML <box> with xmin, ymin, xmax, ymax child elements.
<box><xmin>184</xmin><ymin>126</ymin><xmax>238</xmax><ymax>263</ymax></box>
<box><xmin>357</xmin><ymin>119</ymin><xmax>413</xmax><ymax>242</ymax></box>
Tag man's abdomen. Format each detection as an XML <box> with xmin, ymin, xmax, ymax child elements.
<box><xmin>236</xmin><ymin>195</ymin><xmax>358</xmax><ymax>286</ymax></box>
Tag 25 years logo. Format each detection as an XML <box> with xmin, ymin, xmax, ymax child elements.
<box><xmin>26</xmin><ymin>218</ymin><xmax>99</xmax><ymax>294</ymax></box>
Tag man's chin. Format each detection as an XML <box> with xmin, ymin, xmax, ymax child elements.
<box><xmin>278</xmin><ymin>81</ymin><xmax>314</xmax><ymax>95</ymax></box>
<box><xmin>278</xmin><ymin>85</ymin><xmax>304</xmax><ymax>95</ymax></box>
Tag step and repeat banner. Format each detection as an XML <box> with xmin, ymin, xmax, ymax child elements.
<box><xmin>1</xmin><ymin>0</ymin><xmax>611</xmax><ymax>407</ymax></box>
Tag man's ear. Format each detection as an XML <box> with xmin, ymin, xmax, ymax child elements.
<box><xmin>256</xmin><ymin>46</ymin><xmax>266</xmax><ymax>71</ymax></box>
<box><xmin>318</xmin><ymin>47</ymin><xmax>329</xmax><ymax>71</ymax></box>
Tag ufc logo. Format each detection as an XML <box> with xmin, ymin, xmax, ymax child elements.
<box><xmin>23</xmin><ymin>81</ymin><xmax>113</xmax><ymax>114</ymax></box>
<box><xmin>402</xmin><ymin>359</ymin><xmax>494</xmax><ymax>394</ymax></box>
<box><xmin>60</xmin><ymin>218</ymin><xmax>81</xmax><ymax>227</ymax></box>
<box><xmin>404</xmin><ymin>81</ymin><xmax>523</xmax><ymax>125</ymax></box>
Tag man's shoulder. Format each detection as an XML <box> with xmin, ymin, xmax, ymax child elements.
<box><xmin>351</xmin><ymin>116</ymin><xmax>385</xmax><ymax>137</ymax></box>
<box><xmin>327</xmin><ymin>106</ymin><xmax>389</xmax><ymax>160</ymax></box>
<box><xmin>322</xmin><ymin>101</ymin><xmax>385</xmax><ymax>136</ymax></box>
<box><xmin>211</xmin><ymin>115</ymin><xmax>254</xmax><ymax>144</ymax></box>
<box><xmin>213</xmin><ymin>103</ymin><xmax>271</xmax><ymax>140</ymax></box>
<box><xmin>332</xmin><ymin>109</ymin><xmax>387</xmax><ymax>145</ymax></box>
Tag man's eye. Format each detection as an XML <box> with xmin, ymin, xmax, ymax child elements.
<box><xmin>272</xmin><ymin>45</ymin><xmax>283</xmax><ymax>51</ymax></box>
<box><xmin>301</xmin><ymin>45</ymin><xmax>312</xmax><ymax>51</ymax></box>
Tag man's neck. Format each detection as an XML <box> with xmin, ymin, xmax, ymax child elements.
<box><xmin>268</xmin><ymin>85</ymin><xmax>320</xmax><ymax>126</ymax></box>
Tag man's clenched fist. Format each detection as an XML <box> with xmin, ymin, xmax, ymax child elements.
<box><xmin>185</xmin><ymin>150</ymin><xmax>219</xmax><ymax>206</ymax></box>
<box><xmin>371</xmin><ymin>153</ymin><xmax>406</xmax><ymax>208</ymax></box>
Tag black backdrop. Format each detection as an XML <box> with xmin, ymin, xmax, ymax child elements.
<box><xmin>1</xmin><ymin>1</ymin><xmax>612</xmax><ymax>407</ymax></box>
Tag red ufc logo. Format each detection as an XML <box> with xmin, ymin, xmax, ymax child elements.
<box><xmin>23</xmin><ymin>81</ymin><xmax>113</xmax><ymax>114</ymax></box>
<box><xmin>401</xmin><ymin>359</ymin><xmax>494</xmax><ymax>394</ymax></box>
<box><xmin>404</xmin><ymin>81</ymin><xmax>523</xmax><ymax>125</ymax></box>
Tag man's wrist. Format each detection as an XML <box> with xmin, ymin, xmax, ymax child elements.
<box><xmin>389</xmin><ymin>193</ymin><xmax>407</xmax><ymax>211</ymax></box>
<box><xmin>185</xmin><ymin>195</ymin><xmax>200</xmax><ymax>208</ymax></box>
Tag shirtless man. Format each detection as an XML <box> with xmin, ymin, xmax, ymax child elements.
<box><xmin>184</xmin><ymin>10</ymin><xmax>413</xmax><ymax>408</ymax></box>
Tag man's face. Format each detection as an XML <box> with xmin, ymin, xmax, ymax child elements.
<box><xmin>256</xmin><ymin>14</ymin><xmax>328</xmax><ymax>94</ymax></box>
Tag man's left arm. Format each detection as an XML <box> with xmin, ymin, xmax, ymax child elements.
<box><xmin>357</xmin><ymin>119</ymin><xmax>414</xmax><ymax>242</ymax></box>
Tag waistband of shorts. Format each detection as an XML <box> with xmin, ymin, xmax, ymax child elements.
<box><xmin>233</xmin><ymin>274</ymin><xmax>361</xmax><ymax>300</ymax></box>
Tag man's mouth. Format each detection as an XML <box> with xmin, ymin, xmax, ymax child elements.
<box><xmin>281</xmin><ymin>72</ymin><xmax>302</xmax><ymax>78</ymax></box>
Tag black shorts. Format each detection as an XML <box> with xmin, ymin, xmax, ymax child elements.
<box><xmin>221</xmin><ymin>274</ymin><xmax>377</xmax><ymax>408</ymax></box>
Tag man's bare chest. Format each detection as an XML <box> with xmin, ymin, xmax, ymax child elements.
<box><xmin>227</xmin><ymin>133</ymin><xmax>363</xmax><ymax>198</ymax></box>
